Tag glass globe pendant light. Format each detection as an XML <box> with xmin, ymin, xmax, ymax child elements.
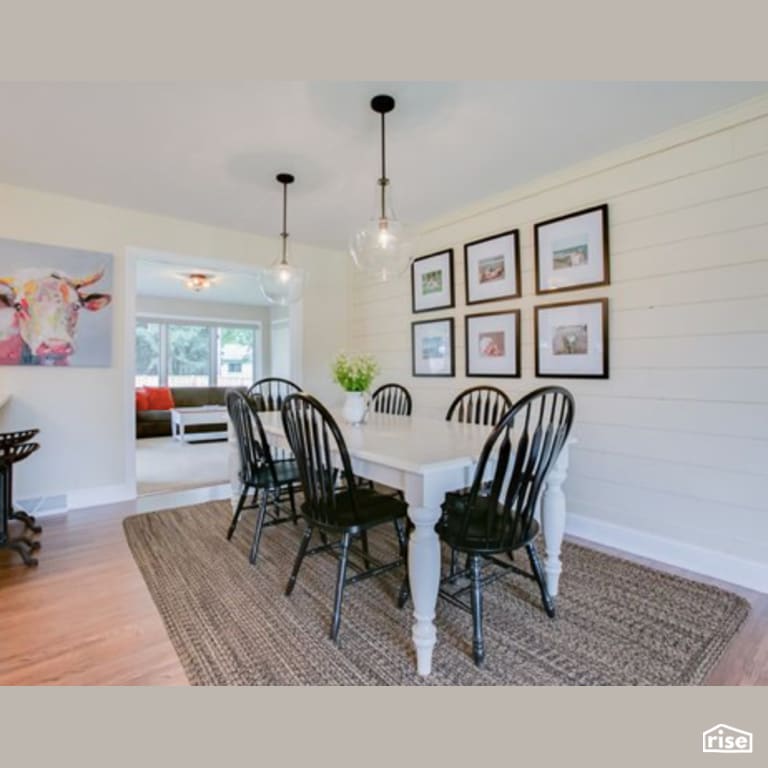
<box><xmin>260</xmin><ymin>173</ymin><xmax>305</xmax><ymax>305</ymax></box>
<box><xmin>350</xmin><ymin>94</ymin><xmax>412</xmax><ymax>281</ymax></box>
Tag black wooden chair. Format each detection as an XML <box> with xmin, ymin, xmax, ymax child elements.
<box><xmin>444</xmin><ymin>386</ymin><xmax>514</xmax><ymax>576</ymax></box>
<box><xmin>445</xmin><ymin>385</ymin><xmax>512</xmax><ymax>426</ymax></box>
<box><xmin>437</xmin><ymin>386</ymin><xmax>575</xmax><ymax>667</ymax></box>
<box><xmin>281</xmin><ymin>393</ymin><xmax>409</xmax><ymax>642</ymax></box>
<box><xmin>355</xmin><ymin>383</ymin><xmax>413</xmax><ymax>494</ymax></box>
<box><xmin>247</xmin><ymin>377</ymin><xmax>301</xmax><ymax>412</ymax></box>
<box><xmin>371</xmin><ymin>383</ymin><xmax>412</xmax><ymax>416</ymax></box>
<box><xmin>246</xmin><ymin>378</ymin><xmax>301</xmax><ymax>462</ymax></box>
<box><xmin>226</xmin><ymin>390</ymin><xmax>301</xmax><ymax>564</ymax></box>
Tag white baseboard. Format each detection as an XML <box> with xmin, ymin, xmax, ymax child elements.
<box><xmin>17</xmin><ymin>482</ymin><xmax>233</xmax><ymax>517</ymax></box>
<box><xmin>137</xmin><ymin>483</ymin><xmax>232</xmax><ymax>513</ymax></box>
<box><xmin>17</xmin><ymin>483</ymin><xmax>137</xmax><ymax>518</ymax></box>
<box><xmin>566</xmin><ymin>513</ymin><xmax>768</xmax><ymax>595</ymax></box>
<box><xmin>15</xmin><ymin>493</ymin><xmax>68</xmax><ymax>519</ymax></box>
<box><xmin>67</xmin><ymin>483</ymin><xmax>137</xmax><ymax>511</ymax></box>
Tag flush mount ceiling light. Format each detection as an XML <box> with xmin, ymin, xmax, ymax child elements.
<box><xmin>349</xmin><ymin>94</ymin><xmax>412</xmax><ymax>282</ymax></box>
<box><xmin>185</xmin><ymin>273</ymin><xmax>214</xmax><ymax>292</ymax></box>
<box><xmin>260</xmin><ymin>173</ymin><xmax>305</xmax><ymax>306</ymax></box>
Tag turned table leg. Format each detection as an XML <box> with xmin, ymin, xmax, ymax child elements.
<box><xmin>407</xmin><ymin>504</ymin><xmax>442</xmax><ymax>677</ymax></box>
<box><xmin>541</xmin><ymin>441</ymin><xmax>572</xmax><ymax>598</ymax></box>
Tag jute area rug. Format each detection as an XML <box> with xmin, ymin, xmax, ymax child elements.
<box><xmin>123</xmin><ymin>501</ymin><xmax>749</xmax><ymax>685</ymax></box>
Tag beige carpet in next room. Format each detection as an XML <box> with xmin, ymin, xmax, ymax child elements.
<box><xmin>136</xmin><ymin>437</ymin><xmax>230</xmax><ymax>495</ymax></box>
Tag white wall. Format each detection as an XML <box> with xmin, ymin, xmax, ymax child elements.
<box><xmin>0</xmin><ymin>183</ymin><xmax>348</xmax><ymax>503</ymax></box>
<box><xmin>349</xmin><ymin>94</ymin><xmax>768</xmax><ymax>590</ymax></box>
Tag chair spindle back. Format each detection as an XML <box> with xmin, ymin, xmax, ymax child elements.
<box><xmin>226</xmin><ymin>390</ymin><xmax>276</xmax><ymax>486</ymax></box>
<box><xmin>446</xmin><ymin>385</ymin><xmax>512</xmax><ymax>426</ymax></box>
<box><xmin>371</xmin><ymin>383</ymin><xmax>412</xmax><ymax>416</ymax></box>
<box><xmin>281</xmin><ymin>393</ymin><xmax>361</xmax><ymax>528</ymax></box>
<box><xmin>247</xmin><ymin>377</ymin><xmax>301</xmax><ymax>412</ymax></box>
<box><xmin>458</xmin><ymin>386</ymin><xmax>575</xmax><ymax>550</ymax></box>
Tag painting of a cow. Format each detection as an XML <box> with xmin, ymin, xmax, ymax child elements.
<box><xmin>0</xmin><ymin>239</ymin><xmax>113</xmax><ymax>367</ymax></box>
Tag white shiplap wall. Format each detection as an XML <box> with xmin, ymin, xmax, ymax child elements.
<box><xmin>348</xmin><ymin>95</ymin><xmax>768</xmax><ymax>592</ymax></box>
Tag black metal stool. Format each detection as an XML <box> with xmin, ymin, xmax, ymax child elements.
<box><xmin>1</xmin><ymin>431</ymin><xmax>42</xmax><ymax>567</ymax></box>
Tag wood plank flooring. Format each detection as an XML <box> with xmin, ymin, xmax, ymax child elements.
<box><xmin>0</xmin><ymin>501</ymin><xmax>186</xmax><ymax>685</ymax></box>
<box><xmin>0</xmin><ymin>501</ymin><xmax>765</xmax><ymax>685</ymax></box>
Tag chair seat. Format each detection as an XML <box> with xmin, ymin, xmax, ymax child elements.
<box><xmin>301</xmin><ymin>487</ymin><xmax>407</xmax><ymax>533</ymax></box>
<box><xmin>251</xmin><ymin>458</ymin><xmax>301</xmax><ymax>487</ymax></box>
<box><xmin>438</xmin><ymin>486</ymin><xmax>539</xmax><ymax>554</ymax></box>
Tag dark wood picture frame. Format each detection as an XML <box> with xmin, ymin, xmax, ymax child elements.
<box><xmin>411</xmin><ymin>249</ymin><xmax>455</xmax><ymax>314</ymax></box>
<box><xmin>464</xmin><ymin>309</ymin><xmax>521</xmax><ymax>378</ymax></box>
<box><xmin>463</xmin><ymin>228</ymin><xmax>522</xmax><ymax>305</ymax></box>
<box><xmin>534</xmin><ymin>203</ymin><xmax>610</xmax><ymax>295</ymax></box>
<box><xmin>411</xmin><ymin>317</ymin><xmax>455</xmax><ymax>377</ymax></box>
<box><xmin>534</xmin><ymin>297</ymin><xmax>609</xmax><ymax>379</ymax></box>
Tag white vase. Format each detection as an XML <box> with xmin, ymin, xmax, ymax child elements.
<box><xmin>342</xmin><ymin>391</ymin><xmax>368</xmax><ymax>426</ymax></box>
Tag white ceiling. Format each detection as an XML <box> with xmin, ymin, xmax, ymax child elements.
<box><xmin>1</xmin><ymin>81</ymin><xmax>766</xmax><ymax>253</ymax></box>
<box><xmin>135</xmin><ymin>256</ymin><xmax>269</xmax><ymax>306</ymax></box>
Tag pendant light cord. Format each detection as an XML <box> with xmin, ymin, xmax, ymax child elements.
<box><xmin>379</xmin><ymin>111</ymin><xmax>388</xmax><ymax>220</ymax></box>
<box><xmin>281</xmin><ymin>179</ymin><xmax>288</xmax><ymax>264</ymax></box>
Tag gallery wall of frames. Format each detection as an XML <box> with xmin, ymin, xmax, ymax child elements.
<box><xmin>351</xmin><ymin>97</ymin><xmax>768</xmax><ymax>579</ymax></box>
<box><xmin>410</xmin><ymin>203</ymin><xmax>610</xmax><ymax>380</ymax></box>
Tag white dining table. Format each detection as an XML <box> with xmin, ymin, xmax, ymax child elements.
<box><xmin>228</xmin><ymin>408</ymin><xmax>573</xmax><ymax>677</ymax></box>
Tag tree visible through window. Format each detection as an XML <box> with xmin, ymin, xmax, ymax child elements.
<box><xmin>135</xmin><ymin>321</ymin><xmax>160</xmax><ymax>386</ymax></box>
<box><xmin>135</xmin><ymin>319</ymin><xmax>260</xmax><ymax>388</ymax></box>
<box><xmin>168</xmin><ymin>325</ymin><xmax>211</xmax><ymax>387</ymax></box>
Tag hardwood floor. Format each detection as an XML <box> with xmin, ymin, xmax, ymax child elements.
<box><xmin>0</xmin><ymin>501</ymin><xmax>187</xmax><ymax>685</ymax></box>
<box><xmin>0</xmin><ymin>501</ymin><xmax>765</xmax><ymax>685</ymax></box>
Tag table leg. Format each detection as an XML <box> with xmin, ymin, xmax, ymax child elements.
<box><xmin>407</xmin><ymin>504</ymin><xmax>442</xmax><ymax>677</ymax></box>
<box><xmin>540</xmin><ymin>442</ymin><xmax>571</xmax><ymax>597</ymax></box>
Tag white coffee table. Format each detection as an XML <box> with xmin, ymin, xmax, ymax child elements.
<box><xmin>171</xmin><ymin>406</ymin><xmax>228</xmax><ymax>443</ymax></box>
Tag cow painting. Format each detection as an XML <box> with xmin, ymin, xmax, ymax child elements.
<box><xmin>0</xmin><ymin>262</ymin><xmax>112</xmax><ymax>366</ymax></box>
<box><xmin>0</xmin><ymin>303</ymin><xmax>23</xmax><ymax>364</ymax></box>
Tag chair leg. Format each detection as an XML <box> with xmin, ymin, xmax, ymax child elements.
<box><xmin>248</xmin><ymin>488</ymin><xmax>270</xmax><ymax>564</ymax></box>
<box><xmin>448</xmin><ymin>548</ymin><xmax>458</xmax><ymax>579</ymax></box>
<box><xmin>394</xmin><ymin>519</ymin><xmax>410</xmax><ymax>608</ymax></box>
<box><xmin>330</xmin><ymin>532</ymin><xmax>352</xmax><ymax>643</ymax></box>
<box><xmin>285</xmin><ymin>525</ymin><xmax>313</xmax><ymax>596</ymax></box>
<box><xmin>470</xmin><ymin>555</ymin><xmax>485</xmax><ymax>667</ymax></box>
<box><xmin>526</xmin><ymin>543</ymin><xmax>555</xmax><ymax>618</ymax></box>
<box><xmin>360</xmin><ymin>531</ymin><xmax>371</xmax><ymax>569</ymax></box>
<box><xmin>397</xmin><ymin>575</ymin><xmax>410</xmax><ymax>609</ymax></box>
<box><xmin>288</xmin><ymin>483</ymin><xmax>297</xmax><ymax>524</ymax></box>
<box><xmin>227</xmin><ymin>490</ymin><xmax>248</xmax><ymax>540</ymax></box>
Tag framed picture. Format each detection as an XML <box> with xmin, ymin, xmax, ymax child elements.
<box><xmin>411</xmin><ymin>317</ymin><xmax>454</xmax><ymax>377</ymax></box>
<box><xmin>411</xmin><ymin>249</ymin><xmax>454</xmax><ymax>313</ymax></box>
<box><xmin>534</xmin><ymin>204</ymin><xmax>610</xmax><ymax>294</ymax></box>
<box><xmin>0</xmin><ymin>237</ymin><xmax>113</xmax><ymax>367</ymax></box>
<box><xmin>535</xmin><ymin>298</ymin><xmax>609</xmax><ymax>379</ymax></box>
<box><xmin>465</xmin><ymin>310</ymin><xmax>520</xmax><ymax>378</ymax></box>
<box><xmin>464</xmin><ymin>229</ymin><xmax>521</xmax><ymax>305</ymax></box>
